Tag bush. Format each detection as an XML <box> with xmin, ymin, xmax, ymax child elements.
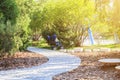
<box><xmin>0</xmin><ymin>21</ymin><xmax>31</xmax><ymax>56</ymax></box>
<box><xmin>0</xmin><ymin>0</ymin><xmax>19</xmax><ymax>24</ymax></box>
<box><xmin>42</xmin><ymin>21</ymin><xmax>88</xmax><ymax>48</ymax></box>
<box><xmin>19</xmin><ymin>33</ymin><xmax>32</xmax><ymax>51</ymax></box>
<box><xmin>0</xmin><ymin>21</ymin><xmax>22</xmax><ymax>56</ymax></box>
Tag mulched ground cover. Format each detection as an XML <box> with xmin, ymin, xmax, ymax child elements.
<box><xmin>0</xmin><ymin>51</ymin><xmax>48</xmax><ymax>70</ymax></box>
<box><xmin>53</xmin><ymin>51</ymin><xmax>120</xmax><ymax>80</ymax></box>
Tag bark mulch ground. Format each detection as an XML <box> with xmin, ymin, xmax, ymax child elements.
<box><xmin>0</xmin><ymin>51</ymin><xmax>48</xmax><ymax>70</ymax></box>
<box><xmin>53</xmin><ymin>51</ymin><xmax>120</xmax><ymax>80</ymax></box>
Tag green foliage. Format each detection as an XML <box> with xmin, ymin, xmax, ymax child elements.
<box><xmin>0</xmin><ymin>21</ymin><xmax>22</xmax><ymax>56</ymax></box>
<box><xmin>0</xmin><ymin>0</ymin><xmax>20</xmax><ymax>56</ymax></box>
<box><xmin>110</xmin><ymin>0</ymin><xmax>120</xmax><ymax>39</ymax></box>
<box><xmin>31</xmin><ymin>38</ymin><xmax>50</xmax><ymax>49</ymax></box>
<box><xmin>0</xmin><ymin>0</ymin><xmax>19</xmax><ymax>24</ymax></box>
<box><xmin>0</xmin><ymin>0</ymin><xmax>34</xmax><ymax>56</ymax></box>
<box><xmin>31</xmin><ymin>0</ymin><xmax>95</xmax><ymax>48</ymax></box>
<box><xmin>94</xmin><ymin>0</ymin><xmax>120</xmax><ymax>40</ymax></box>
<box><xmin>81</xmin><ymin>44</ymin><xmax>120</xmax><ymax>49</ymax></box>
<box><xmin>14</xmin><ymin>0</ymin><xmax>35</xmax><ymax>50</ymax></box>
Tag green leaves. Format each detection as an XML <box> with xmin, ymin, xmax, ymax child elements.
<box><xmin>31</xmin><ymin>0</ymin><xmax>95</xmax><ymax>47</ymax></box>
<box><xmin>0</xmin><ymin>0</ymin><xmax>34</xmax><ymax>56</ymax></box>
<box><xmin>0</xmin><ymin>21</ymin><xmax>19</xmax><ymax>55</ymax></box>
<box><xmin>0</xmin><ymin>0</ymin><xmax>19</xmax><ymax>24</ymax></box>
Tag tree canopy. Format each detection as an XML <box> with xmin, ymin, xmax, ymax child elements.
<box><xmin>30</xmin><ymin>0</ymin><xmax>95</xmax><ymax>47</ymax></box>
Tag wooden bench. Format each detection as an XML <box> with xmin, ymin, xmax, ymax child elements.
<box><xmin>98</xmin><ymin>58</ymin><xmax>120</xmax><ymax>64</ymax></box>
<box><xmin>115</xmin><ymin>65</ymin><xmax>120</xmax><ymax>70</ymax></box>
<box><xmin>98</xmin><ymin>58</ymin><xmax>120</xmax><ymax>67</ymax></box>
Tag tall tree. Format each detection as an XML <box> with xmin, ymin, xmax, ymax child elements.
<box><xmin>111</xmin><ymin>0</ymin><xmax>120</xmax><ymax>39</ymax></box>
<box><xmin>92</xmin><ymin>0</ymin><xmax>112</xmax><ymax>38</ymax></box>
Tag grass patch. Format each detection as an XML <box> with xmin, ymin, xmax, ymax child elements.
<box><xmin>31</xmin><ymin>38</ymin><xmax>51</xmax><ymax>49</ymax></box>
<box><xmin>81</xmin><ymin>44</ymin><xmax>120</xmax><ymax>49</ymax></box>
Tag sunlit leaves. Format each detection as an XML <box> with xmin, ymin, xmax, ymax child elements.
<box><xmin>31</xmin><ymin>0</ymin><xmax>95</xmax><ymax>47</ymax></box>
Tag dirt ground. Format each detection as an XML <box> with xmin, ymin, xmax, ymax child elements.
<box><xmin>0</xmin><ymin>51</ymin><xmax>48</xmax><ymax>70</ymax></box>
<box><xmin>53</xmin><ymin>51</ymin><xmax>120</xmax><ymax>80</ymax></box>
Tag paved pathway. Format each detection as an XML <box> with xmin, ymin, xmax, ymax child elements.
<box><xmin>0</xmin><ymin>47</ymin><xmax>81</xmax><ymax>80</ymax></box>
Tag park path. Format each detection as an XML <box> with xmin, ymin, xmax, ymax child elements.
<box><xmin>0</xmin><ymin>47</ymin><xmax>81</xmax><ymax>80</ymax></box>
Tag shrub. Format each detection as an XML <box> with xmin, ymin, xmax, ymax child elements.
<box><xmin>0</xmin><ymin>21</ymin><xmax>23</xmax><ymax>56</ymax></box>
<box><xmin>0</xmin><ymin>0</ymin><xmax>19</xmax><ymax>24</ymax></box>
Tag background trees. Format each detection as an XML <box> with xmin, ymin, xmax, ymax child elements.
<box><xmin>111</xmin><ymin>0</ymin><xmax>120</xmax><ymax>39</ymax></box>
<box><xmin>0</xmin><ymin>0</ymin><xmax>119</xmax><ymax>56</ymax></box>
<box><xmin>31</xmin><ymin>0</ymin><xmax>95</xmax><ymax>47</ymax></box>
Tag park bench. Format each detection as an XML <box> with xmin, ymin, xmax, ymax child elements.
<box><xmin>98</xmin><ymin>58</ymin><xmax>120</xmax><ymax>64</ymax></box>
<box><xmin>115</xmin><ymin>65</ymin><xmax>120</xmax><ymax>70</ymax></box>
<box><xmin>99</xmin><ymin>58</ymin><xmax>120</xmax><ymax>71</ymax></box>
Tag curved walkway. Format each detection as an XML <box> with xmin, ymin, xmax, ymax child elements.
<box><xmin>0</xmin><ymin>47</ymin><xmax>81</xmax><ymax>80</ymax></box>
